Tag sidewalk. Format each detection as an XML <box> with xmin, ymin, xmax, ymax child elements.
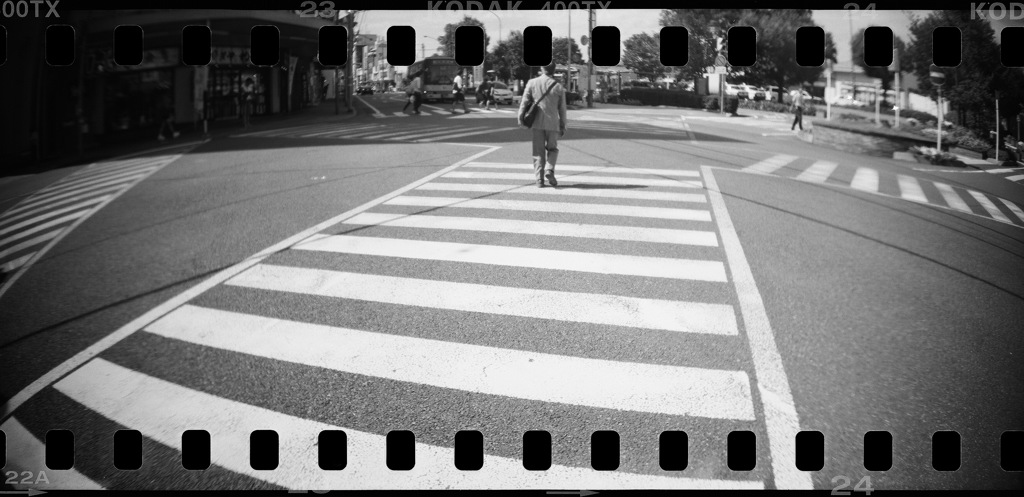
<box><xmin>2</xmin><ymin>101</ymin><xmax>359</xmax><ymax>179</ymax></box>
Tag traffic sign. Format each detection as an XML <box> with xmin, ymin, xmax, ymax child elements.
<box><xmin>714</xmin><ymin>54</ymin><xmax>728</xmax><ymax>66</ymax></box>
<box><xmin>714</xmin><ymin>66</ymin><xmax>727</xmax><ymax>74</ymax></box>
<box><xmin>929</xmin><ymin>64</ymin><xmax>946</xmax><ymax>87</ymax></box>
<box><xmin>581</xmin><ymin>35</ymin><xmax>589</xmax><ymax>46</ymax></box>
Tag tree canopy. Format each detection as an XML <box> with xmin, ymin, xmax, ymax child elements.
<box><xmin>623</xmin><ymin>32</ymin><xmax>665</xmax><ymax>82</ymax></box>
<box><xmin>437</xmin><ymin>16</ymin><xmax>490</xmax><ymax>61</ymax></box>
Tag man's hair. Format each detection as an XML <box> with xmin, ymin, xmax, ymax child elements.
<box><xmin>543</xmin><ymin>62</ymin><xmax>557</xmax><ymax>75</ymax></box>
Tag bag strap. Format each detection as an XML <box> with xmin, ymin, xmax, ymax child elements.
<box><xmin>526</xmin><ymin>80</ymin><xmax>558</xmax><ymax>116</ymax></box>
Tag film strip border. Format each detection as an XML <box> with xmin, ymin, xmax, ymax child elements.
<box><xmin>6</xmin><ymin>429</ymin><xmax>1024</xmax><ymax>473</ymax></box>
<box><xmin>0</xmin><ymin>21</ymin><xmax>1022</xmax><ymax>68</ymax></box>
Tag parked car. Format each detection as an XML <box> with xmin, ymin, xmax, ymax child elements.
<box><xmin>737</xmin><ymin>84</ymin><xmax>765</xmax><ymax>101</ymax></box>
<box><xmin>356</xmin><ymin>85</ymin><xmax>374</xmax><ymax>96</ymax></box>
<box><xmin>724</xmin><ymin>83</ymin><xmax>743</xmax><ymax>97</ymax></box>
<box><xmin>490</xmin><ymin>82</ymin><xmax>514</xmax><ymax>105</ymax></box>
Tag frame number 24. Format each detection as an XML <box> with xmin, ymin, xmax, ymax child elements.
<box><xmin>832</xmin><ymin>475</ymin><xmax>874</xmax><ymax>495</ymax></box>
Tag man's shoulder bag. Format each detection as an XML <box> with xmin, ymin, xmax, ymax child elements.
<box><xmin>520</xmin><ymin>80</ymin><xmax>558</xmax><ymax>129</ymax></box>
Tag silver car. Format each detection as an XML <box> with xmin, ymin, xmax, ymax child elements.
<box><xmin>490</xmin><ymin>82</ymin><xmax>513</xmax><ymax>105</ymax></box>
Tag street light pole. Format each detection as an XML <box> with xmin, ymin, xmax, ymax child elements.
<box><xmin>587</xmin><ymin>5</ymin><xmax>594</xmax><ymax>108</ymax></box>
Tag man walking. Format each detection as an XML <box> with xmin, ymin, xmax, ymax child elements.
<box><xmin>518</xmin><ymin>63</ymin><xmax>567</xmax><ymax>188</ymax></box>
<box><xmin>407</xmin><ymin>71</ymin><xmax>423</xmax><ymax>114</ymax></box>
<box><xmin>478</xmin><ymin>77</ymin><xmax>493</xmax><ymax>111</ymax></box>
<box><xmin>451</xmin><ymin>68</ymin><xmax>469</xmax><ymax>114</ymax></box>
<box><xmin>790</xmin><ymin>86</ymin><xmax>805</xmax><ymax>131</ymax></box>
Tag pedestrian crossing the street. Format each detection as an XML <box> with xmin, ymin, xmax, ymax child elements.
<box><xmin>230</xmin><ymin>122</ymin><xmax>516</xmax><ymax>143</ymax></box>
<box><xmin>0</xmin><ymin>142</ymin><xmax>201</xmax><ymax>294</ymax></box>
<box><xmin>2</xmin><ymin>157</ymin><xmax>809</xmax><ymax>490</ymax></box>
<box><xmin>741</xmin><ymin>154</ymin><xmax>1024</xmax><ymax>228</ymax></box>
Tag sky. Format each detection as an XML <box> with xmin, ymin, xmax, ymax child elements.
<box><xmin>354</xmin><ymin>9</ymin><xmax>1015</xmax><ymax>72</ymax></box>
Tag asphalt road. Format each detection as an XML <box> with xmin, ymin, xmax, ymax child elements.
<box><xmin>1</xmin><ymin>93</ymin><xmax>1022</xmax><ymax>491</ymax></box>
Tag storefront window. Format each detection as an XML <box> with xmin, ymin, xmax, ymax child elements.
<box><xmin>104</xmin><ymin>69</ymin><xmax>174</xmax><ymax>133</ymax></box>
<box><xmin>207</xmin><ymin>68</ymin><xmax>269</xmax><ymax>120</ymax></box>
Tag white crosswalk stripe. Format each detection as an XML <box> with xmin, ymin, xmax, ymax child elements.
<box><xmin>999</xmin><ymin>197</ymin><xmax>1024</xmax><ymax>223</ymax></box>
<box><xmin>0</xmin><ymin>147</ymin><xmax>196</xmax><ymax>297</ymax></box>
<box><xmin>736</xmin><ymin>155</ymin><xmax>1023</xmax><ymax>227</ymax></box>
<box><xmin>932</xmin><ymin>182</ymin><xmax>972</xmax><ymax>213</ymax></box>
<box><xmin>850</xmin><ymin>167</ymin><xmax>879</xmax><ymax>192</ymax></box>
<box><xmin>343</xmin><ymin>212</ymin><xmax>720</xmax><ymax>246</ymax></box>
<box><xmin>966</xmin><ymin>190</ymin><xmax>1012</xmax><ymax>223</ymax></box>
<box><xmin>47</xmin><ymin>359</ymin><xmax>761</xmax><ymax>489</ymax></box>
<box><xmin>795</xmin><ymin>161</ymin><xmax>837</xmax><ymax>183</ymax></box>
<box><xmin>897</xmin><ymin>175</ymin><xmax>928</xmax><ymax>203</ymax></box>
<box><xmin>4</xmin><ymin>157</ymin><xmax>802</xmax><ymax>490</ymax></box>
<box><xmin>743</xmin><ymin>155</ymin><xmax>798</xmax><ymax>174</ymax></box>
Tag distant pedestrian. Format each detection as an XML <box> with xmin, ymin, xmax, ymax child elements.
<box><xmin>410</xmin><ymin>72</ymin><xmax>423</xmax><ymax>114</ymax></box>
<box><xmin>478</xmin><ymin>77</ymin><xmax>494</xmax><ymax>110</ymax></box>
<box><xmin>518</xmin><ymin>62</ymin><xmax>567</xmax><ymax>188</ymax></box>
<box><xmin>451</xmin><ymin>68</ymin><xmax>469</xmax><ymax>114</ymax></box>
<box><xmin>402</xmin><ymin>77</ymin><xmax>415</xmax><ymax>113</ymax></box>
<box><xmin>156</xmin><ymin>95</ymin><xmax>179</xmax><ymax>141</ymax></box>
<box><xmin>241</xmin><ymin>77</ymin><xmax>255</xmax><ymax>128</ymax></box>
<box><xmin>790</xmin><ymin>87</ymin><xmax>805</xmax><ymax>131</ymax></box>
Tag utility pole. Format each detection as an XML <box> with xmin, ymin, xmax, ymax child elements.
<box><xmin>567</xmin><ymin>9</ymin><xmax>571</xmax><ymax>91</ymax></box>
<box><xmin>346</xmin><ymin>10</ymin><xmax>355</xmax><ymax>111</ymax></box>
<box><xmin>586</xmin><ymin>5</ymin><xmax>594</xmax><ymax>108</ymax></box>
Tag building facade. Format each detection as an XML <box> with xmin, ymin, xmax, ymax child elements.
<box><xmin>0</xmin><ymin>10</ymin><xmax>332</xmax><ymax>169</ymax></box>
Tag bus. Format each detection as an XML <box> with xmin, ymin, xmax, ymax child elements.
<box><xmin>408</xmin><ymin>56</ymin><xmax>462</xmax><ymax>103</ymax></box>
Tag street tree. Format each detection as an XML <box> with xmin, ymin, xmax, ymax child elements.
<box><xmin>658</xmin><ymin>9</ymin><xmax>744</xmax><ymax>82</ymax></box>
<box><xmin>491</xmin><ymin>30</ymin><xmax>532</xmax><ymax>84</ymax></box>
<box><xmin>730</xmin><ymin>10</ymin><xmax>836</xmax><ymax>102</ymax></box>
<box><xmin>552</xmin><ymin>37</ymin><xmax>583</xmax><ymax>67</ymax></box>
<box><xmin>437</xmin><ymin>15</ymin><xmax>490</xmax><ymax>60</ymax></box>
<box><xmin>623</xmin><ymin>32</ymin><xmax>666</xmax><ymax>83</ymax></box>
<box><xmin>904</xmin><ymin>10</ymin><xmax>1022</xmax><ymax>135</ymax></box>
<box><xmin>850</xmin><ymin>28</ymin><xmax>906</xmax><ymax>106</ymax></box>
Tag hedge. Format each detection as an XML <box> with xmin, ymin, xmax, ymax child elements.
<box><xmin>737</xmin><ymin>99</ymin><xmax>818</xmax><ymax>117</ymax></box>
<box><xmin>618</xmin><ymin>88</ymin><xmax>704</xmax><ymax>109</ymax></box>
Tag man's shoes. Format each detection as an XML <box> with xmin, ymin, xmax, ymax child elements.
<box><xmin>537</xmin><ymin>180</ymin><xmax>545</xmax><ymax>188</ymax></box>
<box><xmin>545</xmin><ymin>172</ymin><xmax>557</xmax><ymax>187</ymax></box>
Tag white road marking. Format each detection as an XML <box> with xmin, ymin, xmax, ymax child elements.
<box><xmin>0</xmin><ymin>144</ymin><xmax>501</xmax><ymax>423</ymax></box>
<box><xmin>742</xmin><ymin>155</ymin><xmax>798</xmax><ymax>174</ymax></box>
<box><xmin>443</xmin><ymin>171</ymin><xmax>703</xmax><ymax>188</ymax></box>
<box><xmin>0</xmin><ymin>417</ymin><xmax>105</xmax><ymax>489</ymax></box>
<box><xmin>0</xmin><ymin>196</ymin><xmax>111</xmax><ymax>228</ymax></box>
<box><xmin>998</xmin><ymin>197</ymin><xmax>1024</xmax><ymax>224</ymax></box>
<box><xmin>34</xmin><ymin>166</ymin><xmax>156</xmax><ymax>196</ymax></box>
<box><xmin>386</xmin><ymin>127</ymin><xmax>490</xmax><ymax>141</ymax></box>
<box><xmin>415</xmin><ymin>182</ymin><xmax>707</xmax><ymax>203</ymax></box>
<box><xmin>6</xmin><ymin>181</ymin><xmax>138</xmax><ymax>217</ymax></box>
<box><xmin>0</xmin><ymin>230</ymin><xmax>61</xmax><ymax>260</ymax></box>
<box><xmin>850</xmin><ymin>167</ymin><xmax>879</xmax><ymax>192</ymax></box>
<box><xmin>966</xmin><ymin>190</ymin><xmax>1012</xmax><ymax>223</ymax></box>
<box><xmin>357</xmin><ymin>126</ymin><xmax>447</xmax><ymax>140</ymax></box>
<box><xmin>982</xmin><ymin>168</ymin><xmax>1019</xmax><ymax>174</ymax></box>
<box><xmin>353</xmin><ymin>94</ymin><xmax>383</xmax><ymax>116</ymax></box>
<box><xmin>932</xmin><ymin>182</ymin><xmax>972</xmax><ymax>213</ymax></box>
<box><xmin>0</xmin><ymin>212</ymin><xmax>83</xmax><ymax>247</ymax></box>
<box><xmin>51</xmin><ymin>161</ymin><xmax>160</xmax><ymax>188</ymax></box>
<box><xmin>0</xmin><ymin>198</ymin><xmax>104</xmax><ymax>234</ymax></box>
<box><xmin>297</xmin><ymin>234</ymin><xmax>727</xmax><ymax>282</ymax></box>
<box><xmin>416</xmin><ymin>127</ymin><xmax>519</xmax><ymax>142</ymax></box>
<box><xmin>794</xmin><ymin>161</ymin><xmax>838</xmax><ymax>183</ymax></box>
<box><xmin>1006</xmin><ymin>174</ymin><xmax>1024</xmax><ymax>182</ymax></box>
<box><xmin>0</xmin><ymin>193</ymin><xmax>113</xmax><ymax>226</ymax></box>
<box><xmin>228</xmin><ymin>264</ymin><xmax>740</xmax><ymax>335</ymax></box>
<box><xmin>53</xmin><ymin>358</ymin><xmax>762</xmax><ymax>489</ymax></box>
<box><xmin>392</xmin><ymin>111</ymin><xmax>407</xmax><ymax>116</ymax></box>
<box><xmin>0</xmin><ymin>252</ymin><xmax>35</xmax><ymax>272</ymax></box>
<box><xmin>302</xmin><ymin>124</ymin><xmax>385</xmax><ymax>138</ymax></box>
<box><xmin>897</xmin><ymin>174</ymin><xmax>929</xmax><ymax>203</ymax></box>
<box><xmin>463</xmin><ymin>162</ymin><xmax>702</xmax><ymax>177</ymax></box>
<box><xmin>385</xmin><ymin>196</ymin><xmax>713</xmax><ymax>221</ymax></box>
<box><xmin>701</xmin><ymin>166</ymin><xmax>813</xmax><ymax>490</ymax></box>
<box><xmin>343</xmin><ymin>212</ymin><xmax>719</xmax><ymax>246</ymax></box>
<box><xmin>149</xmin><ymin>305</ymin><xmax>751</xmax><ymax>418</ymax></box>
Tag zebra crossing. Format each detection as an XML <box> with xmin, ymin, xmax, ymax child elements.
<box><xmin>230</xmin><ymin>121</ymin><xmax>516</xmax><ymax>143</ymax></box>
<box><xmin>374</xmin><ymin>106</ymin><xmax>518</xmax><ymax>118</ymax></box>
<box><xmin>740</xmin><ymin>154</ymin><xmax>1024</xmax><ymax>228</ymax></box>
<box><xmin>1</xmin><ymin>157</ymin><xmax>806</xmax><ymax>490</ymax></box>
<box><xmin>0</xmin><ymin>142</ymin><xmax>202</xmax><ymax>295</ymax></box>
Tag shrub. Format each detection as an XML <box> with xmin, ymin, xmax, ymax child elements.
<box><xmin>619</xmin><ymin>88</ymin><xmax>704</xmax><ymax>109</ymax></box>
<box><xmin>736</xmin><ymin>98</ymin><xmax>817</xmax><ymax>116</ymax></box>
<box><xmin>839</xmin><ymin>113</ymin><xmax>867</xmax><ymax>121</ymax></box>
